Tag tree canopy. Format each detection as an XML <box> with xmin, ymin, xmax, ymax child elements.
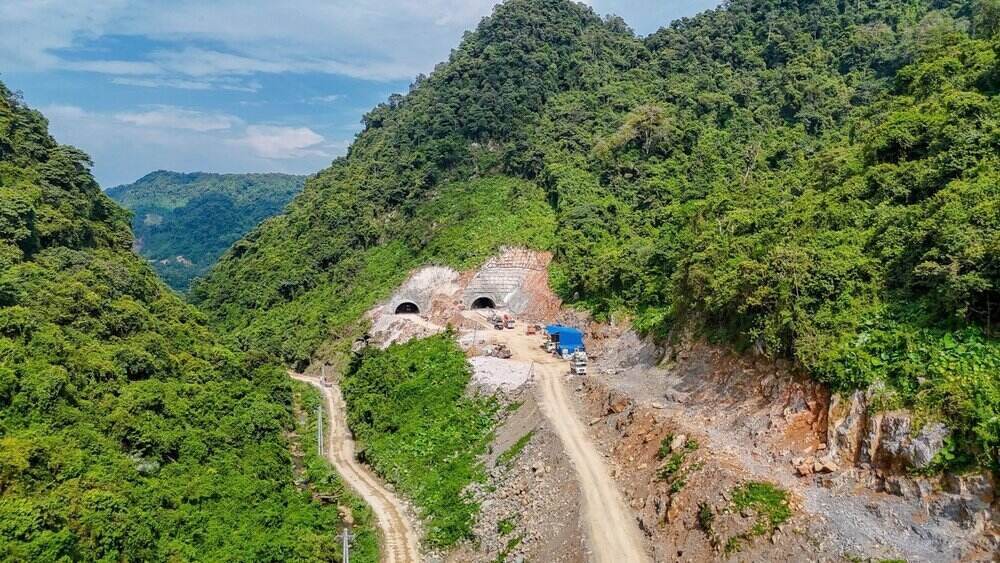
<box><xmin>195</xmin><ymin>0</ymin><xmax>998</xmax><ymax>471</ymax></box>
<box><xmin>107</xmin><ymin>171</ymin><xmax>304</xmax><ymax>291</ymax></box>
<box><xmin>0</xmin><ymin>83</ymin><xmax>357</xmax><ymax>561</ymax></box>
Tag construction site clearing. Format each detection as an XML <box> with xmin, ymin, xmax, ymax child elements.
<box><xmin>360</xmin><ymin>246</ymin><xmax>588</xmax><ymax>390</ymax></box>
<box><xmin>348</xmin><ymin>246</ymin><xmax>997</xmax><ymax>563</ymax></box>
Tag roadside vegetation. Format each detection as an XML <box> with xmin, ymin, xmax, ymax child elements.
<box><xmin>290</xmin><ymin>382</ymin><xmax>379</xmax><ymax>563</ymax></box>
<box><xmin>341</xmin><ymin>334</ymin><xmax>499</xmax><ymax>547</ymax></box>
<box><xmin>198</xmin><ymin>0</ymin><xmax>999</xmax><ymax>472</ymax></box>
<box><xmin>497</xmin><ymin>430</ymin><xmax>535</xmax><ymax>467</ymax></box>
<box><xmin>656</xmin><ymin>435</ymin><xmax>701</xmax><ymax>493</ymax></box>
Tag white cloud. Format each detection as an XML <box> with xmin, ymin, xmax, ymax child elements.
<box><xmin>239</xmin><ymin>125</ymin><xmax>327</xmax><ymax>159</ymax></box>
<box><xmin>0</xmin><ymin>0</ymin><xmax>507</xmax><ymax>84</ymax></box>
<box><xmin>0</xmin><ymin>1</ymin><xmax>717</xmax><ymax>89</ymax></box>
<box><xmin>111</xmin><ymin>77</ymin><xmax>212</xmax><ymax>90</ymax></box>
<box><xmin>63</xmin><ymin>59</ymin><xmax>162</xmax><ymax>75</ymax></box>
<box><xmin>111</xmin><ymin>76</ymin><xmax>261</xmax><ymax>92</ymax></box>
<box><xmin>114</xmin><ymin>106</ymin><xmax>241</xmax><ymax>132</ymax></box>
<box><xmin>43</xmin><ymin>104</ymin><xmax>92</xmax><ymax>120</ymax></box>
<box><xmin>309</xmin><ymin>94</ymin><xmax>343</xmax><ymax>104</ymax></box>
<box><xmin>40</xmin><ymin>103</ymin><xmax>340</xmax><ymax>186</ymax></box>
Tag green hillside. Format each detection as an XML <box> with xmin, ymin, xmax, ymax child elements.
<box><xmin>0</xmin><ymin>84</ymin><xmax>363</xmax><ymax>560</ymax></box>
<box><xmin>106</xmin><ymin>171</ymin><xmax>304</xmax><ymax>291</ymax></box>
<box><xmin>196</xmin><ymin>0</ymin><xmax>999</xmax><ymax>471</ymax></box>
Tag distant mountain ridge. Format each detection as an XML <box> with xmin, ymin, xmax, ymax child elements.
<box><xmin>107</xmin><ymin>170</ymin><xmax>305</xmax><ymax>290</ymax></box>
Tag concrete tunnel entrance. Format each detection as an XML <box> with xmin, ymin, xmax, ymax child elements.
<box><xmin>471</xmin><ymin>296</ymin><xmax>496</xmax><ymax>309</ymax></box>
<box><xmin>394</xmin><ymin>302</ymin><xmax>420</xmax><ymax>314</ymax></box>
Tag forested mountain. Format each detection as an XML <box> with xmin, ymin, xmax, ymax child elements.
<box><xmin>0</xmin><ymin>84</ymin><xmax>353</xmax><ymax>560</ymax></box>
<box><xmin>195</xmin><ymin>0</ymin><xmax>999</xmax><ymax>472</ymax></box>
<box><xmin>107</xmin><ymin>171</ymin><xmax>304</xmax><ymax>291</ymax></box>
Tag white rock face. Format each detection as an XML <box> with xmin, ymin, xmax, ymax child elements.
<box><xmin>387</xmin><ymin>266</ymin><xmax>461</xmax><ymax>314</ymax></box>
<box><xmin>469</xmin><ymin>356</ymin><xmax>532</xmax><ymax>392</ymax></box>
<box><xmin>462</xmin><ymin>247</ymin><xmax>548</xmax><ymax>312</ymax></box>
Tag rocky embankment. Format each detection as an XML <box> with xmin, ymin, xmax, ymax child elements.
<box><xmin>575</xmin><ymin>329</ymin><xmax>997</xmax><ymax>562</ymax></box>
<box><xmin>456</xmin><ymin>391</ymin><xmax>587</xmax><ymax>563</ymax></box>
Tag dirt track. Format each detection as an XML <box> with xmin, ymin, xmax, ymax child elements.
<box><xmin>290</xmin><ymin>373</ymin><xmax>421</xmax><ymax>563</ymax></box>
<box><xmin>496</xmin><ymin>328</ymin><xmax>651</xmax><ymax>563</ymax></box>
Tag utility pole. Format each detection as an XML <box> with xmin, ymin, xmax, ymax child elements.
<box><xmin>317</xmin><ymin>404</ymin><xmax>324</xmax><ymax>457</ymax></box>
<box><xmin>340</xmin><ymin>527</ymin><xmax>354</xmax><ymax>563</ymax></box>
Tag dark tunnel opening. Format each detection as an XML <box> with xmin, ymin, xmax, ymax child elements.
<box><xmin>471</xmin><ymin>297</ymin><xmax>496</xmax><ymax>309</ymax></box>
<box><xmin>394</xmin><ymin>302</ymin><xmax>420</xmax><ymax>314</ymax></box>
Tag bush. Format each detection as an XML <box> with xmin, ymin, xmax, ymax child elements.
<box><xmin>342</xmin><ymin>334</ymin><xmax>498</xmax><ymax>547</ymax></box>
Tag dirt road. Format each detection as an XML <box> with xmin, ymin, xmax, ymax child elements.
<box><xmin>494</xmin><ymin>327</ymin><xmax>651</xmax><ymax>563</ymax></box>
<box><xmin>290</xmin><ymin>373</ymin><xmax>421</xmax><ymax>563</ymax></box>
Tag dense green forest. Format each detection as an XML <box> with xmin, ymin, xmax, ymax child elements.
<box><xmin>0</xmin><ymin>83</ymin><xmax>358</xmax><ymax>560</ymax></box>
<box><xmin>196</xmin><ymin>0</ymin><xmax>999</xmax><ymax>471</ymax></box>
<box><xmin>195</xmin><ymin>175</ymin><xmax>554</xmax><ymax>367</ymax></box>
<box><xmin>107</xmin><ymin>171</ymin><xmax>304</xmax><ymax>291</ymax></box>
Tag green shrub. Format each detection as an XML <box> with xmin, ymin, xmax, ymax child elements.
<box><xmin>730</xmin><ymin>481</ymin><xmax>793</xmax><ymax>539</ymax></box>
<box><xmin>342</xmin><ymin>334</ymin><xmax>498</xmax><ymax>547</ymax></box>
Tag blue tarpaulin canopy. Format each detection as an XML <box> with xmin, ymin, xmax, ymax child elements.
<box><xmin>545</xmin><ymin>324</ymin><xmax>584</xmax><ymax>354</ymax></box>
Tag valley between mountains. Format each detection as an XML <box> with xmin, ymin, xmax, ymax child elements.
<box><xmin>2</xmin><ymin>0</ymin><xmax>997</xmax><ymax>561</ymax></box>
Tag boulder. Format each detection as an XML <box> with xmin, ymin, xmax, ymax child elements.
<box><xmin>943</xmin><ymin>472</ymin><xmax>995</xmax><ymax>503</ymax></box>
<box><xmin>815</xmin><ymin>457</ymin><xmax>839</xmax><ymax>473</ymax></box>
<box><xmin>930</xmin><ymin>493</ymin><xmax>994</xmax><ymax>532</ymax></box>
<box><xmin>606</xmin><ymin>391</ymin><xmax>631</xmax><ymax>414</ymax></box>
<box><xmin>909</xmin><ymin>422</ymin><xmax>949</xmax><ymax>468</ymax></box>
<box><xmin>884</xmin><ymin>475</ymin><xmax>920</xmax><ymax>498</ymax></box>
<box><xmin>669</xmin><ymin>434</ymin><xmax>687</xmax><ymax>453</ymax></box>
<box><xmin>795</xmin><ymin>456</ymin><xmax>816</xmax><ymax>476</ymax></box>
<box><xmin>860</xmin><ymin>411</ymin><xmax>884</xmax><ymax>465</ymax></box>
<box><xmin>870</xmin><ymin>412</ymin><xmax>949</xmax><ymax>471</ymax></box>
<box><xmin>826</xmin><ymin>390</ymin><xmax>867</xmax><ymax>463</ymax></box>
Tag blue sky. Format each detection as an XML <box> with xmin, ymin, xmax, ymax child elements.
<box><xmin>1</xmin><ymin>1</ymin><xmax>720</xmax><ymax>187</ymax></box>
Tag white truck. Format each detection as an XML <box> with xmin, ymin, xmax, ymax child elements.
<box><xmin>570</xmin><ymin>350</ymin><xmax>587</xmax><ymax>375</ymax></box>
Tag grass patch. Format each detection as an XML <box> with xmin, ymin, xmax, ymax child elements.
<box><xmin>730</xmin><ymin>481</ymin><xmax>792</xmax><ymax>530</ymax></box>
<box><xmin>504</xmin><ymin>400</ymin><xmax>523</xmax><ymax>413</ymax></box>
<box><xmin>657</xmin><ymin>452</ymin><xmax>686</xmax><ymax>480</ymax></box>
<box><xmin>697</xmin><ymin>502</ymin><xmax>715</xmax><ymax>532</ymax></box>
<box><xmin>342</xmin><ymin>334</ymin><xmax>499</xmax><ymax>548</ymax></box>
<box><xmin>498</xmin><ymin>430</ymin><xmax>535</xmax><ymax>467</ymax></box>
<box><xmin>655</xmin><ymin>436</ymin><xmax>701</xmax><ymax>493</ymax></box>
<box><xmin>724</xmin><ymin>536</ymin><xmax>744</xmax><ymax>555</ymax></box>
<box><xmin>493</xmin><ymin>534</ymin><xmax>524</xmax><ymax>563</ymax></box>
<box><xmin>497</xmin><ymin>517</ymin><xmax>516</xmax><ymax>536</ymax></box>
<box><xmin>723</xmin><ymin>481</ymin><xmax>793</xmax><ymax>553</ymax></box>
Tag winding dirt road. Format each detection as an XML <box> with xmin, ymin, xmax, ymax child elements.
<box><xmin>290</xmin><ymin>373</ymin><xmax>421</xmax><ymax>563</ymax></box>
<box><xmin>495</xmin><ymin>327</ymin><xmax>651</xmax><ymax>563</ymax></box>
